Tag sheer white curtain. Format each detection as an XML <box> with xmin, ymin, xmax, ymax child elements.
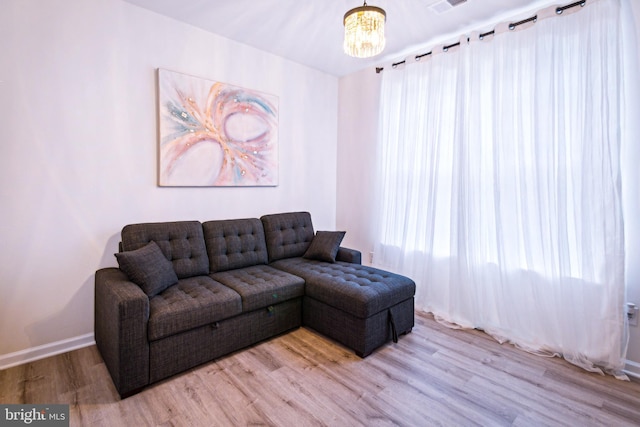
<box><xmin>375</xmin><ymin>0</ymin><xmax>631</xmax><ymax>376</ymax></box>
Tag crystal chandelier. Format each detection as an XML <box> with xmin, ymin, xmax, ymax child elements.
<box><xmin>343</xmin><ymin>1</ymin><xmax>386</xmax><ymax>58</ymax></box>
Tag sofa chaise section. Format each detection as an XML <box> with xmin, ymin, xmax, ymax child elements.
<box><xmin>261</xmin><ymin>212</ymin><xmax>416</xmax><ymax>357</ymax></box>
<box><xmin>270</xmin><ymin>258</ymin><xmax>415</xmax><ymax>357</ymax></box>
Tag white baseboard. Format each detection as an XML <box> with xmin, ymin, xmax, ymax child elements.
<box><xmin>624</xmin><ymin>359</ymin><xmax>640</xmax><ymax>379</ymax></box>
<box><xmin>0</xmin><ymin>333</ymin><xmax>95</xmax><ymax>370</ymax></box>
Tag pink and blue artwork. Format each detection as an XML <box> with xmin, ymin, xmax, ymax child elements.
<box><xmin>158</xmin><ymin>69</ymin><xmax>278</xmax><ymax>186</ymax></box>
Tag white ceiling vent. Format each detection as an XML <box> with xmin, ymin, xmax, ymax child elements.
<box><xmin>429</xmin><ymin>0</ymin><xmax>468</xmax><ymax>14</ymax></box>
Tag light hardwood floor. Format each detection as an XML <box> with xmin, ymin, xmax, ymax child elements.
<box><xmin>1</xmin><ymin>312</ymin><xmax>639</xmax><ymax>426</ymax></box>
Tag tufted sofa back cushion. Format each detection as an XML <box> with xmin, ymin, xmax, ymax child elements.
<box><xmin>120</xmin><ymin>221</ymin><xmax>209</xmax><ymax>279</ymax></box>
<box><xmin>260</xmin><ymin>212</ymin><xmax>315</xmax><ymax>262</ymax></box>
<box><xmin>202</xmin><ymin>218</ymin><xmax>268</xmax><ymax>273</ymax></box>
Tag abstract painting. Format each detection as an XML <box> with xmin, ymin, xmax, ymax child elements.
<box><xmin>158</xmin><ymin>69</ymin><xmax>278</xmax><ymax>186</ymax></box>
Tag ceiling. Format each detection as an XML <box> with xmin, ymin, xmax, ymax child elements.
<box><xmin>123</xmin><ymin>0</ymin><xmax>559</xmax><ymax>76</ymax></box>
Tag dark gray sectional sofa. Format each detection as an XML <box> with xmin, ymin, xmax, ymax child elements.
<box><xmin>95</xmin><ymin>212</ymin><xmax>415</xmax><ymax>398</ymax></box>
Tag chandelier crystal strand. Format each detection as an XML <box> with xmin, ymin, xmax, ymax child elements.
<box><xmin>343</xmin><ymin>2</ymin><xmax>386</xmax><ymax>58</ymax></box>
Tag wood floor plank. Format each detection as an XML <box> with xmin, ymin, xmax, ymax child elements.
<box><xmin>0</xmin><ymin>364</ymin><xmax>25</xmax><ymax>403</ymax></box>
<box><xmin>2</xmin><ymin>312</ymin><xmax>640</xmax><ymax>427</ymax></box>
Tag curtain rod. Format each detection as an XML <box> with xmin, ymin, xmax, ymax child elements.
<box><xmin>376</xmin><ymin>0</ymin><xmax>587</xmax><ymax>73</ymax></box>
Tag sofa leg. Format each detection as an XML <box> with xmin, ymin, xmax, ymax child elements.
<box><xmin>118</xmin><ymin>386</ymin><xmax>146</xmax><ymax>400</ymax></box>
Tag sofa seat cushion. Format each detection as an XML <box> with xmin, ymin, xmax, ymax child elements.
<box><xmin>270</xmin><ymin>258</ymin><xmax>416</xmax><ymax>319</ymax></box>
<box><xmin>211</xmin><ymin>265</ymin><xmax>305</xmax><ymax>312</ymax></box>
<box><xmin>148</xmin><ymin>276</ymin><xmax>242</xmax><ymax>341</ymax></box>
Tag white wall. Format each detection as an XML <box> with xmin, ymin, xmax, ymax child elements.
<box><xmin>0</xmin><ymin>0</ymin><xmax>338</xmax><ymax>361</ymax></box>
<box><xmin>336</xmin><ymin>70</ymin><xmax>381</xmax><ymax>261</ymax></box>
<box><xmin>337</xmin><ymin>1</ymin><xmax>640</xmax><ymax>374</ymax></box>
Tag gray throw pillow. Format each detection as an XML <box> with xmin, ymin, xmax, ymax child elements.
<box><xmin>303</xmin><ymin>231</ymin><xmax>346</xmax><ymax>263</ymax></box>
<box><xmin>115</xmin><ymin>240</ymin><xmax>178</xmax><ymax>297</ymax></box>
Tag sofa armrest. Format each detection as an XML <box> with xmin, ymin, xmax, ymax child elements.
<box><xmin>95</xmin><ymin>267</ymin><xmax>150</xmax><ymax>397</ymax></box>
<box><xmin>336</xmin><ymin>247</ymin><xmax>362</xmax><ymax>264</ymax></box>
